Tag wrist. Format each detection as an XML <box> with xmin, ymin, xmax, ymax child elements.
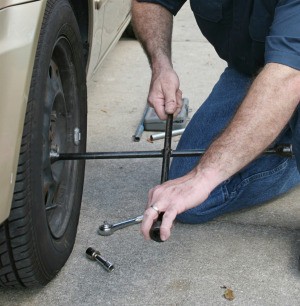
<box><xmin>192</xmin><ymin>166</ymin><xmax>226</xmax><ymax>197</ymax></box>
<box><xmin>151</xmin><ymin>55</ymin><xmax>173</xmax><ymax>75</ymax></box>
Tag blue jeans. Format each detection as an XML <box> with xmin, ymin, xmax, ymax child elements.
<box><xmin>170</xmin><ymin>67</ymin><xmax>300</xmax><ymax>224</ymax></box>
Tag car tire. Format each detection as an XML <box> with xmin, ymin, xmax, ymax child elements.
<box><xmin>123</xmin><ymin>22</ymin><xmax>136</xmax><ymax>39</ymax></box>
<box><xmin>0</xmin><ymin>0</ymin><xmax>87</xmax><ymax>288</ymax></box>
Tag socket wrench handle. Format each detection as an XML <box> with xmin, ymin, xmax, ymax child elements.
<box><xmin>98</xmin><ymin>215</ymin><xmax>143</xmax><ymax>236</ymax></box>
<box><xmin>149</xmin><ymin>114</ymin><xmax>173</xmax><ymax>242</ymax></box>
<box><xmin>86</xmin><ymin>247</ymin><xmax>114</xmax><ymax>272</ymax></box>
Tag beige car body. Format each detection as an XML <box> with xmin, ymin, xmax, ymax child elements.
<box><xmin>0</xmin><ymin>0</ymin><xmax>131</xmax><ymax>224</ymax></box>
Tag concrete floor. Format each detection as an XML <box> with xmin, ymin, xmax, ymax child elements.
<box><xmin>1</xmin><ymin>4</ymin><xmax>300</xmax><ymax>305</ymax></box>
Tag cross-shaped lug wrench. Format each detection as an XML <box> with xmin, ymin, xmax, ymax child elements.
<box><xmin>83</xmin><ymin>118</ymin><xmax>293</xmax><ymax>242</ymax></box>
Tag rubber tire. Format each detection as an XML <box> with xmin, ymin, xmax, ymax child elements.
<box><xmin>123</xmin><ymin>22</ymin><xmax>137</xmax><ymax>39</ymax></box>
<box><xmin>0</xmin><ymin>0</ymin><xmax>87</xmax><ymax>288</ymax></box>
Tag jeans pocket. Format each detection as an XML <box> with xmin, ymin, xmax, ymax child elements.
<box><xmin>190</xmin><ymin>0</ymin><xmax>223</xmax><ymax>22</ymax></box>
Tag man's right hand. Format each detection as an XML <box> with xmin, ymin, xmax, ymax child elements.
<box><xmin>148</xmin><ymin>67</ymin><xmax>183</xmax><ymax>120</ymax></box>
<box><xmin>132</xmin><ymin>1</ymin><xmax>181</xmax><ymax>118</ymax></box>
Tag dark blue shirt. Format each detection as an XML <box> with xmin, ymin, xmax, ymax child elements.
<box><xmin>138</xmin><ymin>0</ymin><xmax>300</xmax><ymax>76</ymax></box>
<box><xmin>137</xmin><ymin>0</ymin><xmax>300</xmax><ymax>169</ymax></box>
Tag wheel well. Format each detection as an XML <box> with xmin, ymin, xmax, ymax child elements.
<box><xmin>68</xmin><ymin>0</ymin><xmax>89</xmax><ymax>66</ymax></box>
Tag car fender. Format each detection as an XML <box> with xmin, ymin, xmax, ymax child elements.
<box><xmin>0</xmin><ymin>0</ymin><xmax>47</xmax><ymax>224</ymax></box>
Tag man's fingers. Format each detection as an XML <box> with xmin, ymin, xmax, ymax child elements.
<box><xmin>159</xmin><ymin>209</ymin><xmax>177</xmax><ymax>241</ymax></box>
<box><xmin>165</xmin><ymin>98</ymin><xmax>177</xmax><ymax>114</ymax></box>
<box><xmin>164</xmin><ymin>88</ymin><xmax>179</xmax><ymax>114</ymax></box>
<box><xmin>148</xmin><ymin>95</ymin><xmax>167</xmax><ymax>120</ymax></box>
<box><xmin>148</xmin><ymin>68</ymin><xmax>182</xmax><ymax>118</ymax></box>
<box><xmin>163</xmin><ymin>92</ymin><xmax>183</xmax><ymax>117</ymax></box>
<box><xmin>141</xmin><ymin>207</ymin><xmax>160</xmax><ymax>240</ymax></box>
<box><xmin>155</xmin><ymin>105</ymin><xmax>168</xmax><ymax>120</ymax></box>
<box><xmin>141</xmin><ymin>199</ymin><xmax>177</xmax><ymax>242</ymax></box>
<box><xmin>173</xmin><ymin>89</ymin><xmax>183</xmax><ymax>117</ymax></box>
<box><xmin>147</xmin><ymin>188</ymin><xmax>154</xmax><ymax>208</ymax></box>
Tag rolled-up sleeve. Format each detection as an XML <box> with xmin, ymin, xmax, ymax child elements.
<box><xmin>137</xmin><ymin>0</ymin><xmax>187</xmax><ymax>15</ymax></box>
<box><xmin>265</xmin><ymin>0</ymin><xmax>300</xmax><ymax>70</ymax></box>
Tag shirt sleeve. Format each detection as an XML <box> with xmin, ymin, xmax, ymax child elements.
<box><xmin>137</xmin><ymin>0</ymin><xmax>187</xmax><ymax>16</ymax></box>
<box><xmin>265</xmin><ymin>0</ymin><xmax>300</xmax><ymax>71</ymax></box>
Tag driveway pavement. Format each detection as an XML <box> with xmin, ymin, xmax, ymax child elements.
<box><xmin>0</xmin><ymin>4</ymin><xmax>300</xmax><ymax>305</ymax></box>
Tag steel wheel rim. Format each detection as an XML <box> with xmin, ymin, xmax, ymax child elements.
<box><xmin>42</xmin><ymin>36</ymin><xmax>80</xmax><ymax>239</ymax></box>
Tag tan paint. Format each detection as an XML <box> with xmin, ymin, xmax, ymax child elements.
<box><xmin>0</xmin><ymin>0</ymin><xmax>36</xmax><ymax>10</ymax></box>
<box><xmin>0</xmin><ymin>1</ymin><xmax>46</xmax><ymax>223</ymax></box>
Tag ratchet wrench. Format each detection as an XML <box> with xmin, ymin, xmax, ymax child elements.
<box><xmin>98</xmin><ymin>215</ymin><xmax>143</xmax><ymax>236</ymax></box>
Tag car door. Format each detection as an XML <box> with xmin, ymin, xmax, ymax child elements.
<box><xmin>86</xmin><ymin>0</ymin><xmax>105</xmax><ymax>79</ymax></box>
<box><xmin>99</xmin><ymin>0</ymin><xmax>131</xmax><ymax>60</ymax></box>
<box><xmin>87</xmin><ymin>0</ymin><xmax>131</xmax><ymax>79</ymax></box>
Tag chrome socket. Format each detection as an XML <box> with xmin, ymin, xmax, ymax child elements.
<box><xmin>86</xmin><ymin>247</ymin><xmax>114</xmax><ymax>272</ymax></box>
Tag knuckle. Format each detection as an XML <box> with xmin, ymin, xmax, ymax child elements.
<box><xmin>152</xmin><ymin>185</ymin><xmax>162</xmax><ymax>194</ymax></box>
<box><xmin>143</xmin><ymin>210</ymin><xmax>152</xmax><ymax>218</ymax></box>
<box><xmin>148</xmin><ymin>97</ymin><xmax>154</xmax><ymax>105</ymax></box>
<box><xmin>143</xmin><ymin>207</ymin><xmax>152</xmax><ymax>219</ymax></box>
<box><xmin>162</xmin><ymin>211</ymin><xmax>174</xmax><ymax>220</ymax></box>
<box><xmin>148</xmin><ymin>187</ymin><xmax>154</xmax><ymax>195</ymax></box>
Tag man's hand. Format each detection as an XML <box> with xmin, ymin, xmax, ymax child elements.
<box><xmin>141</xmin><ymin>63</ymin><xmax>300</xmax><ymax>242</ymax></box>
<box><xmin>132</xmin><ymin>1</ymin><xmax>183</xmax><ymax>118</ymax></box>
<box><xmin>141</xmin><ymin>168</ymin><xmax>214</xmax><ymax>241</ymax></box>
<box><xmin>148</xmin><ymin>67</ymin><xmax>183</xmax><ymax>119</ymax></box>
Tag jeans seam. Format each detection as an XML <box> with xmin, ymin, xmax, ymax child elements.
<box><xmin>222</xmin><ymin>184</ymin><xmax>229</xmax><ymax>201</ymax></box>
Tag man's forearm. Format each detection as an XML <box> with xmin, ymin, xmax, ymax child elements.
<box><xmin>131</xmin><ymin>1</ymin><xmax>173</xmax><ymax>71</ymax></box>
<box><xmin>132</xmin><ymin>1</ymin><xmax>182</xmax><ymax>118</ymax></box>
<box><xmin>197</xmin><ymin>63</ymin><xmax>300</xmax><ymax>191</ymax></box>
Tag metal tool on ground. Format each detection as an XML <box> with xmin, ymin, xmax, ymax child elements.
<box><xmin>132</xmin><ymin>103</ymin><xmax>150</xmax><ymax>142</ymax></box>
<box><xmin>144</xmin><ymin>98</ymin><xmax>189</xmax><ymax>131</ymax></box>
<box><xmin>98</xmin><ymin>215</ymin><xmax>143</xmax><ymax>236</ymax></box>
<box><xmin>149</xmin><ymin>114</ymin><xmax>173</xmax><ymax>242</ymax></box>
<box><xmin>149</xmin><ymin>128</ymin><xmax>185</xmax><ymax>142</ymax></box>
<box><xmin>132</xmin><ymin>97</ymin><xmax>188</xmax><ymax>141</ymax></box>
<box><xmin>86</xmin><ymin>247</ymin><xmax>115</xmax><ymax>272</ymax></box>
